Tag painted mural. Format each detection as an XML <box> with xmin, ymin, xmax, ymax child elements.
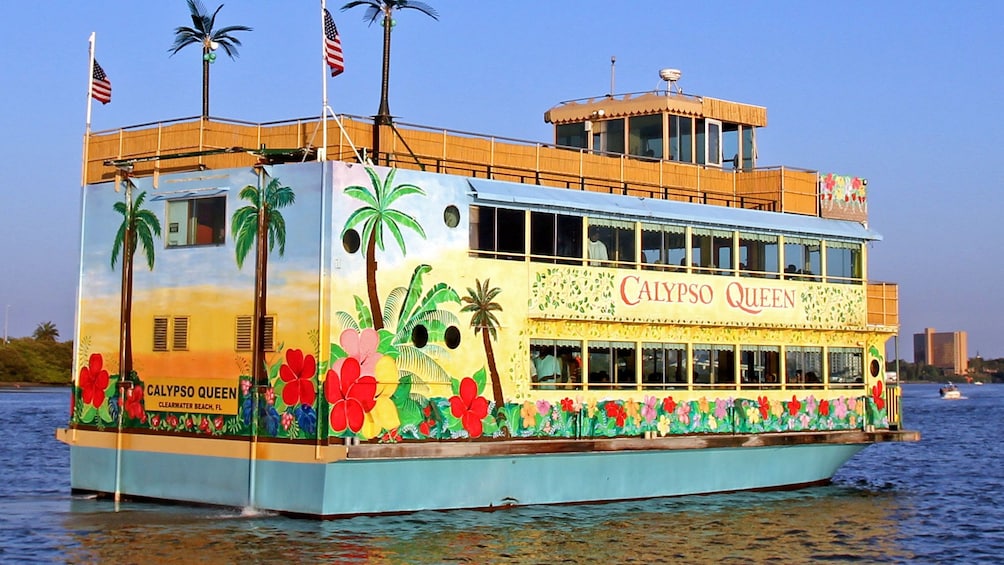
<box><xmin>71</xmin><ymin>160</ymin><xmax>889</xmax><ymax>446</ymax></box>
<box><xmin>819</xmin><ymin>172</ymin><xmax>868</xmax><ymax>223</ymax></box>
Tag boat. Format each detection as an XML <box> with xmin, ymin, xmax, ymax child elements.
<box><xmin>940</xmin><ymin>382</ymin><xmax>962</xmax><ymax>399</ymax></box>
<box><xmin>57</xmin><ymin>54</ymin><xmax>919</xmax><ymax>516</ymax></box>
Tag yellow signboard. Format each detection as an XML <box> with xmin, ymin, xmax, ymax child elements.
<box><xmin>528</xmin><ymin>265</ymin><xmax>866</xmax><ymax>329</ymax></box>
<box><xmin>144</xmin><ymin>377</ymin><xmax>240</xmax><ymax>415</ymax></box>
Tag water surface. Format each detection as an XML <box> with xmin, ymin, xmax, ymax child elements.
<box><xmin>1</xmin><ymin>384</ymin><xmax>1000</xmax><ymax>563</ymax></box>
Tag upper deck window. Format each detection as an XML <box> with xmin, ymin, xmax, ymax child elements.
<box><xmin>469</xmin><ymin>205</ymin><xmax>525</xmax><ymax>259</ymax></box>
<box><xmin>530</xmin><ymin>211</ymin><xmax>581</xmax><ymax>264</ymax></box>
<box><xmin>588</xmin><ymin>219</ymin><xmax>634</xmax><ymax>267</ymax></box>
<box><xmin>691</xmin><ymin>228</ymin><xmax>733</xmax><ymax>275</ymax></box>
<box><xmin>641</xmin><ymin>223</ymin><xmax>686</xmax><ymax>270</ymax></box>
<box><xmin>739</xmin><ymin>231</ymin><xmax>779</xmax><ymax>278</ymax></box>
<box><xmin>826</xmin><ymin>241</ymin><xmax>862</xmax><ymax>284</ymax></box>
<box><xmin>784</xmin><ymin>236</ymin><xmax>821</xmax><ymax>281</ymax></box>
<box><xmin>166</xmin><ymin>195</ymin><xmax>226</xmax><ymax>247</ymax></box>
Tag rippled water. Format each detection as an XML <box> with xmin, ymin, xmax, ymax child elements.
<box><xmin>1</xmin><ymin>384</ymin><xmax>1001</xmax><ymax>563</ymax></box>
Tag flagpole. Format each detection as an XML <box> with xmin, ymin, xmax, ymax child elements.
<box><xmin>83</xmin><ymin>32</ymin><xmax>97</xmax><ymax>187</ymax></box>
<box><xmin>86</xmin><ymin>33</ymin><xmax>96</xmax><ymax>134</ymax></box>
<box><xmin>316</xmin><ymin>0</ymin><xmax>328</xmax><ymax>462</ymax></box>
<box><xmin>320</xmin><ymin>0</ymin><xmax>328</xmax><ymax>162</ymax></box>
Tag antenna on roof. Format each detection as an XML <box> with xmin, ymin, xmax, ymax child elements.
<box><xmin>610</xmin><ymin>56</ymin><xmax>616</xmax><ymax>95</ymax></box>
<box><xmin>659</xmin><ymin>68</ymin><xmax>682</xmax><ymax>95</ymax></box>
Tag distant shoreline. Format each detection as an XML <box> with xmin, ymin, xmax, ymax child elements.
<box><xmin>0</xmin><ymin>382</ymin><xmax>69</xmax><ymax>389</ymax></box>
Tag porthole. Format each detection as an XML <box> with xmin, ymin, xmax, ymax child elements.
<box><xmin>870</xmin><ymin>359</ymin><xmax>881</xmax><ymax>378</ymax></box>
<box><xmin>444</xmin><ymin>326</ymin><xmax>461</xmax><ymax>349</ymax></box>
<box><xmin>411</xmin><ymin>325</ymin><xmax>429</xmax><ymax>348</ymax></box>
<box><xmin>443</xmin><ymin>205</ymin><xmax>460</xmax><ymax>228</ymax></box>
<box><xmin>342</xmin><ymin>229</ymin><xmax>361</xmax><ymax>253</ymax></box>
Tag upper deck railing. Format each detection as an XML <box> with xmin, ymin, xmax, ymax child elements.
<box><xmin>83</xmin><ymin>113</ymin><xmax>821</xmax><ymax>216</ymax></box>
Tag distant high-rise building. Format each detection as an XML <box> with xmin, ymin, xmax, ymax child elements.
<box><xmin>913</xmin><ymin>327</ymin><xmax>968</xmax><ymax>375</ymax></box>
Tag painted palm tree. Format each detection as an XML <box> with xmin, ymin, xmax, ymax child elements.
<box><xmin>342</xmin><ymin>167</ymin><xmax>426</xmax><ymax>331</ymax></box>
<box><xmin>232</xmin><ymin>172</ymin><xmax>295</xmax><ymax>385</ymax></box>
<box><xmin>460</xmin><ymin>279</ymin><xmax>505</xmax><ymax>415</ymax></box>
<box><xmin>341</xmin><ymin>0</ymin><xmax>439</xmax><ymax>126</ymax></box>
<box><xmin>169</xmin><ymin>0</ymin><xmax>252</xmax><ymax>119</ymax></box>
<box><xmin>32</xmin><ymin>321</ymin><xmax>59</xmax><ymax>342</ymax></box>
<box><xmin>111</xmin><ymin>183</ymin><xmax>162</xmax><ymax>379</ymax></box>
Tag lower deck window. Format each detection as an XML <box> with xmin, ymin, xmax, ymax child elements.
<box><xmin>526</xmin><ymin>340</ymin><xmax>866</xmax><ymax>392</ymax></box>
<box><xmin>785</xmin><ymin>346</ymin><xmax>824</xmax><ymax>388</ymax></box>
<box><xmin>740</xmin><ymin>345</ymin><xmax>780</xmax><ymax>386</ymax></box>
<box><xmin>693</xmin><ymin>344</ymin><xmax>736</xmax><ymax>386</ymax></box>
<box><xmin>587</xmin><ymin>341</ymin><xmax>635</xmax><ymax>388</ymax></box>
<box><xmin>828</xmin><ymin>347</ymin><xmax>864</xmax><ymax>385</ymax></box>
<box><xmin>530</xmin><ymin>339</ymin><xmax>582</xmax><ymax>389</ymax></box>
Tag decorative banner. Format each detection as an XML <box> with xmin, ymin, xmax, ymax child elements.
<box><xmin>143</xmin><ymin>377</ymin><xmax>240</xmax><ymax>415</ymax></box>
<box><xmin>819</xmin><ymin>172</ymin><xmax>867</xmax><ymax>222</ymax></box>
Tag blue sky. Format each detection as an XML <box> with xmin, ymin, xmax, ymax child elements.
<box><xmin>1</xmin><ymin>1</ymin><xmax>1002</xmax><ymax>359</ymax></box>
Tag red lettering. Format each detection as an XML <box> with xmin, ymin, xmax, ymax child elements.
<box><xmin>726</xmin><ymin>281</ymin><xmax>796</xmax><ymax>314</ymax></box>
<box><xmin>620</xmin><ymin>275</ymin><xmax>640</xmax><ymax>306</ymax></box>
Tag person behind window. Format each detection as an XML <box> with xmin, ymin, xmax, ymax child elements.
<box><xmin>535</xmin><ymin>348</ymin><xmax>560</xmax><ymax>390</ymax></box>
<box><xmin>588</xmin><ymin>227</ymin><xmax>608</xmax><ymax>265</ymax></box>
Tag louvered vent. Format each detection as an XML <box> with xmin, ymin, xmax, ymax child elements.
<box><xmin>153</xmin><ymin>317</ymin><xmax>169</xmax><ymax>352</ymax></box>
<box><xmin>235</xmin><ymin>315</ymin><xmax>253</xmax><ymax>351</ymax></box>
<box><xmin>172</xmin><ymin>316</ymin><xmax>190</xmax><ymax>351</ymax></box>
<box><xmin>235</xmin><ymin>315</ymin><xmax>275</xmax><ymax>352</ymax></box>
<box><xmin>262</xmin><ymin>316</ymin><xmax>276</xmax><ymax>352</ymax></box>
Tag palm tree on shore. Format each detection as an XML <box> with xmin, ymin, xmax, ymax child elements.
<box><xmin>169</xmin><ymin>0</ymin><xmax>252</xmax><ymax>119</ymax></box>
<box><xmin>33</xmin><ymin>322</ymin><xmax>59</xmax><ymax>342</ymax></box>
<box><xmin>232</xmin><ymin>171</ymin><xmax>295</xmax><ymax>385</ymax></box>
<box><xmin>111</xmin><ymin>182</ymin><xmax>162</xmax><ymax>379</ymax></box>
<box><xmin>341</xmin><ymin>0</ymin><xmax>438</xmax><ymax>126</ymax></box>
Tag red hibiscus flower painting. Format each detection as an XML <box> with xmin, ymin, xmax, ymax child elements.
<box><xmin>325</xmin><ymin>357</ymin><xmax>377</xmax><ymax>434</ymax></box>
<box><xmin>124</xmin><ymin>385</ymin><xmax>146</xmax><ymax>423</ymax></box>
<box><xmin>449</xmin><ymin>377</ymin><xmax>489</xmax><ymax>438</ymax></box>
<box><xmin>79</xmin><ymin>353</ymin><xmax>110</xmax><ymax>410</ymax></box>
<box><xmin>279</xmin><ymin>349</ymin><xmax>317</xmax><ymax>408</ymax></box>
<box><xmin>872</xmin><ymin>380</ymin><xmax>885</xmax><ymax>411</ymax></box>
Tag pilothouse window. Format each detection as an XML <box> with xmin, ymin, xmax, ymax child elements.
<box><xmin>166</xmin><ymin>196</ymin><xmax>226</xmax><ymax>247</ymax></box>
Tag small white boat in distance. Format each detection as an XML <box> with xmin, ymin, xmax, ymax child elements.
<box><xmin>940</xmin><ymin>382</ymin><xmax>962</xmax><ymax>399</ymax></box>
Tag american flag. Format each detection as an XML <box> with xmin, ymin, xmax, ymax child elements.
<box><xmin>91</xmin><ymin>59</ymin><xmax>112</xmax><ymax>104</ymax></box>
<box><xmin>323</xmin><ymin>8</ymin><xmax>344</xmax><ymax>77</ymax></box>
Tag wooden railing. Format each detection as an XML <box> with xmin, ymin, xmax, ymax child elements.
<box><xmin>866</xmin><ymin>282</ymin><xmax>899</xmax><ymax>327</ymax></box>
<box><xmin>84</xmin><ymin>114</ymin><xmax>821</xmax><ymax>216</ymax></box>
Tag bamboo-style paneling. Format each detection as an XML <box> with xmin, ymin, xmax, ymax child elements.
<box><xmin>84</xmin><ymin>116</ymin><xmax>819</xmax><ymax>217</ymax></box>
<box><xmin>867</xmin><ymin>282</ymin><xmax>899</xmax><ymax>327</ymax></box>
<box><xmin>701</xmin><ymin>97</ymin><xmax>767</xmax><ymax>127</ymax></box>
<box><xmin>779</xmin><ymin>169</ymin><xmax>819</xmax><ymax>216</ymax></box>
